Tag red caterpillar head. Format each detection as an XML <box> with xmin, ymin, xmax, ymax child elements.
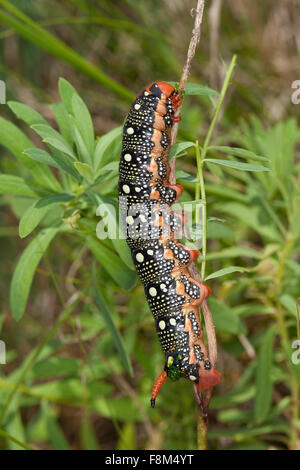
<box><xmin>144</xmin><ymin>81</ymin><xmax>183</xmax><ymax>112</ymax></box>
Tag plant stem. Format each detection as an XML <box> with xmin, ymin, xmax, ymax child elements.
<box><xmin>195</xmin><ymin>141</ymin><xmax>207</xmax><ymax>280</ymax></box>
<box><xmin>202</xmin><ymin>54</ymin><xmax>237</xmax><ymax>160</ymax></box>
<box><xmin>0</xmin><ymin>427</ymin><xmax>35</xmax><ymax>450</ymax></box>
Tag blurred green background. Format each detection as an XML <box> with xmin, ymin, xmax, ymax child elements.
<box><xmin>0</xmin><ymin>0</ymin><xmax>299</xmax><ymax>450</ymax></box>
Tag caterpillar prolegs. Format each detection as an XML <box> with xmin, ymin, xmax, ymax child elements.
<box><xmin>118</xmin><ymin>81</ymin><xmax>221</xmax><ymax>407</ymax></box>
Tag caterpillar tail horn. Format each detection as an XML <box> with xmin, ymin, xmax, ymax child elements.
<box><xmin>150</xmin><ymin>370</ymin><xmax>168</xmax><ymax>408</ymax></box>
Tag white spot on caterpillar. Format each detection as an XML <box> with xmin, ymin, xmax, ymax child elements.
<box><xmin>189</xmin><ymin>375</ymin><xmax>197</xmax><ymax>381</ymax></box>
<box><xmin>147</xmin><ymin>249</ymin><xmax>154</xmax><ymax>255</ymax></box>
<box><xmin>159</xmin><ymin>320</ymin><xmax>166</xmax><ymax>330</ymax></box>
<box><xmin>122</xmin><ymin>184</ymin><xmax>130</xmax><ymax>194</ymax></box>
<box><xmin>169</xmin><ymin>318</ymin><xmax>176</xmax><ymax>326</ymax></box>
<box><xmin>127</xmin><ymin>127</ymin><xmax>134</xmax><ymax>135</ymax></box>
<box><xmin>126</xmin><ymin>216</ymin><xmax>134</xmax><ymax>225</ymax></box>
<box><xmin>140</xmin><ymin>215</ymin><xmax>147</xmax><ymax>223</ymax></box>
<box><xmin>144</xmin><ymin>91</ymin><xmax>149</xmax><ymax>96</ymax></box>
<box><xmin>160</xmin><ymin>283</ymin><xmax>167</xmax><ymax>293</ymax></box>
<box><xmin>135</xmin><ymin>187</ymin><xmax>141</xmax><ymax>193</ymax></box>
<box><xmin>124</xmin><ymin>153</ymin><xmax>132</xmax><ymax>162</ymax></box>
<box><xmin>134</xmin><ymin>104</ymin><xmax>141</xmax><ymax>110</ymax></box>
<box><xmin>149</xmin><ymin>287</ymin><xmax>157</xmax><ymax>297</ymax></box>
<box><xmin>136</xmin><ymin>253</ymin><xmax>144</xmax><ymax>263</ymax></box>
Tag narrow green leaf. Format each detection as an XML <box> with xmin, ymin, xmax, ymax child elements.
<box><xmin>206</xmin><ymin>246</ymin><xmax>262</xmax><ymax>261</ymax></box>
<box><xmin>74</xmin><ymin>162</ymin><xmax>94</xmax><ymax>183</ymax></box>
<box><xmin>254</xmin><ymin>328</ymin><xmax>276</xmax><ymax>422</ymax></box>
<box><xmin>0</xmin><ymin>7</ymin><xmax>134</xmax><ymax>102</ymax></box>
<box><xmin>168</xmin><ymin>141</ymin><xmax>194</xmax><ymax>160</ymax></box>
<box><xmin>69</xmin><ymin>116</ymin><xmax>92</xmax><ymax>165</ymax></box>
<box><xmin>0</xmin><ymin>174</ymin><xmax>40</xmax><ymax>197</ymax></box>
<box><xmin>93</xmin><ymin>270</ymin><xmax>133</xmax><ymax>376</ymax></box>
<box><xmin>168</xmin><ymin>82</ymin><xmax>218</xmax><ymax>96</ymax></box>
<box><xmin>87</xmin><ymin>236</ymin><xmax>137</xmax><ymax>291</ymax></box>
<box><xmin>205</xmin><ymin>266</ymin><xmax>249</xmax><ymax>281</ymax></box>
<box><xmin>10</xmin><ymin>226</ymin><xmax>60</xmax><ymax>320</ymax></box>
<box><xmin>215</xmin><ymin>202</ymin><xmax>281</xmax><ymax>242</ymax></box>
<box><xmin>208</xmin><ymin>146</ymin><xmax>269</xmax><ymax>162</ymax></box>
<box><xmin>93</xmin><ymin>192</ymin><xmax>135</xmax><ymax>271</ymax></box>
<box><xmin>33</xmin><ymin>357</ymin><xmax>80</xmax><ymax>379</ymax></box>
<box><xmin>58</xmin><ymin>78</ymin><xmax>77</xmax><ymax>114</ymax></box>
<box><xmin>31</xmin><ymin>124</ymin><xmax>77</xmax><ymax>160</ymax></box>
<box><xmin>185</xmin><ymin>83</ymin><xmax>219</xmax><ymax>96</ymax></box>
<box><xmin>72</xmin><ymin>93</ymin><xmax>95</xmax><ymax>157</ymax></box>
<box><xmin>50</xmin><ymin>102</ymin><xmax>72</xmax><ymax>144</ymax></box>
<box><xmin>176</xmin><ymin>170</ymin><xmax>198</xmax><ymax>182</ymax></box>
<box><xmin>43</xmin><ymin>402</ymin><xmax>69</xmax><ymax>450</ymax></box>
<box><xmin>35</xmin><ymin>193</ymin><xmax>75</xmax><ymax>208</ymax></box>
<box><xmin>93</xmin><ymin>126</ymin><xmax>122</xmax><ymax>171</ymax></box>
<box><xmin>24</xmin><ymin>148</ymin><xmax>81</xmax><ymax>182</ymax></box>
<box><xmin>204</xmin><ymin>158</ymin><xmax>270</xmax><ymax>172</ymax></box>
<box><xmin>0</xmin><ymin>117</ymin><xmax>59</xmax><ymax>190</ymax></box>
<box><xmin>208</xmin><ymin>298</ymin><xmax>247</xmax><ymax>334</ymax></box>
<box><xmin>19</xmin><ymin>199</ymin><xmax>63</xmax><ymax>238</ymax></box>
<box><xmin>8</xmin><ymin>100</ymin><xmax>48</xmax><ymax>126</ymax></box>
<box><xmin>280</xmin><ymin>294</ymin><xmax>298</xmax><ymax>318</ymax></box>
<box><xmin>80</xmin><ymin>417</ymin><xmax>100</xmax><ymax>450</ymax></box>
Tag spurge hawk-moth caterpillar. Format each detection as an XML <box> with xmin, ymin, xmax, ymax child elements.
<box><xmin>118</xmin><ymin>81</ymin><xmax>221</xmax><ymax>407</ymax></box>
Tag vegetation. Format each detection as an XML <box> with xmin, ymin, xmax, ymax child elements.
<box><xmin>0</xmin><ymin>0</ymin><xmax>299</xmax><ymax>450</ymax></box>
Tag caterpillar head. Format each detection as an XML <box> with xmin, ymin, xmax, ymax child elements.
<box><xmin>144</xmin><ymin>81</ymin><xmax>183</xmax><ymax>113</ymax></box>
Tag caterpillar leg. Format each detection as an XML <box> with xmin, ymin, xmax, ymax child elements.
<box><xmin>150</xmin><ymin>370</ymin><xmax>168</xmax><ymax>408</ymax></box>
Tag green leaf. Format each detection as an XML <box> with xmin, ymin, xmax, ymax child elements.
<box><xmin>19</xmin><ymin>198</ymin><xmax>63</xmax><ymax>238</ymax></box>
<box><xmin>69</xmin><ymin>116</ymin><xmax>92</xmax><ymax>165</ymax></box>
<box><xmin>8</xmin><ymin>100</ymin><xmax>48</xmax><ymax>126</ymax></box>
<box><xmin>24</xmin><ymin>148</ymin><xmax>81</xmax><ymax>182</ymax></box>
<box><xmin>208</xmin><ymin>146</ymin><xmax>269</xmax><ymax>162</ymax></box>
<box><xmin>0</xmin><ymin>117</ymin><xmax>60</xmax><ymax>190</ymax></box>
<box><xmin>169</xmin><ymin>82</ymin><xmax>218</xmax><ymax>96</ymax></box>
<box><xmin>58</xmin><ymin>78</ymin><xmax>77</xmax><ymax>114</ymax></box>
<box><xmin>0</xmin><ymin>174</ymin><xmax>40</xmax><ymax>198</ymax></box>
<box><xmin>176</xmin><ymin>170</ymin><xmax>198</xmax><ymax>182</ymax></box>
<box><xmin>254</xmin><ymin>328</ymin><xmax>276</xmax><ymax>422</ymax></box>
<box><xmin>72</xmin><ymin>93</ymin><xmax>95</xmax><ymax>157</ymax></box>
<box><xmin>208</xmin><ymin>298</ymin><xmax>247</xmax><ymax>334</ymax></box>
<box><xmin>80</xmin><ymin>417</ymin><xmax>100</xmax><ymax>450</ymax></box>
<box><xmin>0</xmin><ymin>7</ymin><xmax>134</xmax><ymax>102</ymax></box>
<box><xmin>93</xmin><ymin>126</ymin><xmax>122</xmax><ymax>171</ymax></box>
<box><xmin>185</xmin><ymin>83</ymin><xmax>219</xmax><ymax>96</ymax></box>
<box><xmin>206</xmin><ymin>246</ymin><xmax>262</xmax><ymax>261</ymax></box>
<box><xmin>35</xmin><ymin>193</ymin><xmax>75</xmax><ymax>208</ymax></box>
<box><xmin>74</xmin><ymin>161</ymin><xmax>94</xmax><ymax>183</ymax></box>
<box><xmin>205</xmin><ymin>266</ymin><xmax>249</xmax><ymax>281</ymax></box>
<box><xmin>204</xmin><ymin>158</ymin><xmax>270</xmax><ymax>172</ymax></box>
<box><xmin>10</xmin><ymin>226</ymin><xmax>60</xmax><ymax>320</ymax></box>
<box><xmin>50</xmin><ymin>102</ymin><xmax>72</xmax><ymax>144</ymax></box>
<box><xmin>31</xmin><ymin>124</ymin><xmax>77</xmax><ymax>160</ymax></box>
<box><xmin>168</xmin><ymin>141</ymin><xmax>194</xmax><ymax>160</ymax></box>
<box><xmin>33</xmin><ymin>357</ymin><xmax>80</xmax><ymax>379</ymax></box>
<box><xmin>280</xmin><ymin>294</ymin><xmax>298</xmax><ymax>318</ymax></box>
<box><xmin>215</xmin><ymin>202</ymin><xmax>281</xmax><ymax>242</ymax></box>
<box><xmin>87</xmin><ymin>236</ymin><xmax>137</xmax><ymax>291</ymax></box>
<box><xmin>93</xmin><ymin>270</ymin><xmax>133</xmax><ymax>376</ymax></box>
<box><xmin>42</xmin><ymin>402</ymin><xmax>69</xmax><ymax>450</ymax></box>
<box><xmin>24</xmin><ymin>148</ymin><xmax>60</xmax><ymax>167</ymax></box>
<box><xmin>93</xmin><ymin>193</ymin><xmax>135</xmax><ymax>271</ymax></box>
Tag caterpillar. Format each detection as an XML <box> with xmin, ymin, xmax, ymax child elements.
<box><xmin>118</xmin><ymin>81</ymin><xmax>221</xmax><ymax>407</ymax></box>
